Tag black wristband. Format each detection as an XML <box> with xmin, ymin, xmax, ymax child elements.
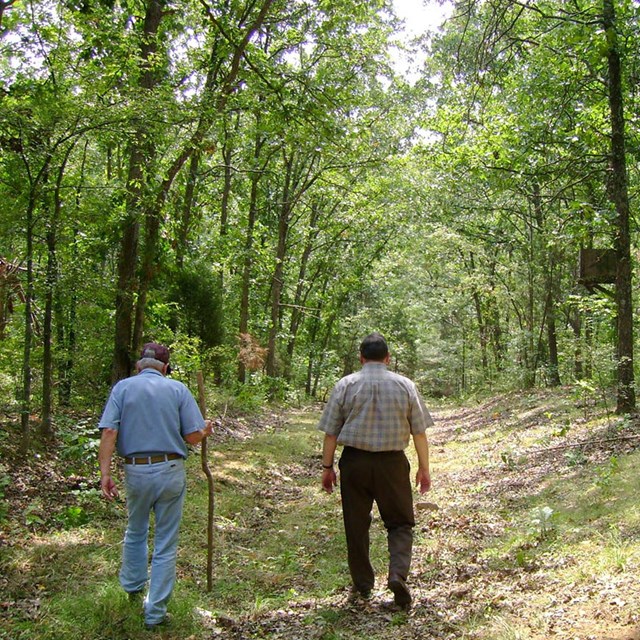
<box><xmin>322</xmin><ymin>463</ymin><xmax>333</xmax><ymax>469</ymax></box>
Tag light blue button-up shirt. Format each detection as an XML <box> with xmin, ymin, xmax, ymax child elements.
<box><xmin>98</xmin><ymin>368</ymin><xmax>204</xmax><ymax>458</ymax></box>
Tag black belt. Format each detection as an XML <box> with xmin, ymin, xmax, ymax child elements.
<box><xmin>124</xmin><ymin>453</ymin><xmax>182</xmax><ymax>465</ymax></box>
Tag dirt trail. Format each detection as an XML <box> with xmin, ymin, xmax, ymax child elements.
<box><xmin>2</xmin><ymin>393</ymin><xmax>640</xmax><ymax>639</ymax></box>
<box><xmin>217</xmin><ymin>394</ymin><xmax>640</xmax><ymax>639</ymax></box>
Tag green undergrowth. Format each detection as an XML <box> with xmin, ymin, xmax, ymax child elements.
<box><xmin>1</xmin><ymin>410</ymin><xmax>378</xmax><ymax>639</ymax></box>
<box><xmin>2</xmin><ymin>389</ymin><xmax>640</xmax><ymax>639</ymax></box>
<box><xmin>432</xmin><ymin>391</ymin><xmax>640</xmax><ymax>639</ymax></box>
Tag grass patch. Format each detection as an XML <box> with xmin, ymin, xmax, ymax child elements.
<box><xmin>3</xmin><ymin>389</ymin><xmax>640</xmax><ymax>639</ymax></box>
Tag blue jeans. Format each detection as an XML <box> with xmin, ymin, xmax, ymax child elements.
<box><xmin>120</xmin><ymin>458</ymin><xmax>186</xmax><ymax>625</ymax></box>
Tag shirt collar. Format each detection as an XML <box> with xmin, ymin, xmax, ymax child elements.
<box><xmin>138</xmin><ymin>367</ymin><xmax>164</xmax><ymax>377</ymax></box>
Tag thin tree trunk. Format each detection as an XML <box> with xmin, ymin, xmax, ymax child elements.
<box><xmin>568</xmin><ymin>310</ymin><xmax>583</xmax><ymax>380</ymax></box>
<box><xmin>546</xmin><ymin>295</ymin><xmax>560</xmax><ymax>386</ymax></box>
<box><xmin>238</xmin><ymin>122</ymin><xmax>268</xmax><ymax>384</ymax></box>
<box><xmin>603</xmin><ymin>0</ymin><xmax>635</xmax><ymax>413</ymax></box>
<box><xmin>467</xmin><ymin>252</ymin><xmax>489</xmax><ymax>377</ymax></box>
<box><xmin>42</xmin><ymin>219</ymin><xmax>56</xmax><ymax>438</ymax></box>
<box><xmin>57</xmin><ymin>141</ymin><xmax>87</xmax><ymax>406</ymax></box>
<box><xmin>312</xmin><ymin>313</ymin><xmax>336</xmax><ymax>398</ymax></box>
<box><xmin>176</xmin><ymin>152</ymin><xmax>201</xmax><ymax>268</ymax></box>
<box><xmin>532</xmin><ymin>182</ymin><xmax>561</xmax><ymax>388</ymax></box>
<box><xmin>42</xmin><ymin>147</ymin><xmax>75</xmax><ymax>436</ymax></box>
<box><xmin>486</xmin><ymin>267</ymin><xmax>504</xmax><ymax>372</ymax></box>
<box><xmin>284</xmin><ymin>202</ymin><xmax>321</xmax><ymax>381</ymax></box>
<box><xmin>20</xmin><ymin>195</ymin><xmax>36</xmax><ymax>453</ymax></box>
<box><xmin>113</xmin><ymin>147</ymin><xmax>143</xmax><ymax>381</ymax></box>
<box><xmin>266</xmin><ymin>157</ymin><xmax>293</xmax><ymax>378</ymax></box>
<box><xmin>203</xmin><ymin>135</ymin><xmax>235</xmax><ymax>385</ymax></box>
<box><xmin>305</xmin><ymin>304</ymin><xmax>325</xmax><ymax>396</ymax></box>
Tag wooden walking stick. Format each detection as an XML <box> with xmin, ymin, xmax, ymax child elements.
<box><xmin>197</xmin><ymin>370</ymin><xmax>215</xmax><ymax>592</ymax></box>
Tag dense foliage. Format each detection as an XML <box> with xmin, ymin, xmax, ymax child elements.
<box><xmin>1</xmin><ymin>0</ymin><xmax>638</xmax><ymax>446</ymax></box>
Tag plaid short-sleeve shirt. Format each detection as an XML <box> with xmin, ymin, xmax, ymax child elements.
<box><xmin>317</xmin><ymin>362</ymin><xmax>433</xmax><ymax>452</ymax></box>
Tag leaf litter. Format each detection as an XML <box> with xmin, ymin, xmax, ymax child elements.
<box><xmin>2</xmin><ymin>391</ymin><xmax>640</xmax><ymax>639</ymax></box>
<box><xmin>200</xmin><ymin>391</ymin><xmax>640</xmax><ymax>640</ymax></box>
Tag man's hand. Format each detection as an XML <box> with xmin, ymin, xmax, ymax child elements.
<box><xmin>322</xmin><ymin>468</ymin><xmax>337</xmax><ymax>494</ymax></box>
<box><xmin>101</xmin><ymin>475</ymin><xmax>119</xmax><ymax>501</ymax></box>
<box><xmin>415</xmin><ymin>468</ymin><xmax>431</xmax><ymax>494</ymax></box>
<box><xmin>98</xmin><ymin>428</ymin><xmax>118</xmax><ymax>500</ymax></box>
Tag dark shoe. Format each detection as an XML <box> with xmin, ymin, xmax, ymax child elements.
<box><xmin>127</xmin><ymin>589</ymin><xmax>144</xmax><ymax>603</ymax></box>
<box><xmin>388</xmin><ymin>576</ymin><xmax>412</xmax><ymax>608</ymax></box>
<box><xmin>349</xmin><ymin>586</ymin><xmax>372</xmax><ymax>601</ymax></box>
<box><xmin>144</xmin><ymin>613</ymin><xmax>171</xmax><ymax>631</ymax></box>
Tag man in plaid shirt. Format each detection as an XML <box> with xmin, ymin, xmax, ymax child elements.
<box><xmin>318</xmin><ymin>332</ymin><xmax>432</xmax><ymax>608</ymax></box>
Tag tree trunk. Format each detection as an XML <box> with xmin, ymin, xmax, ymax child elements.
<box><xmin>265</xmin><ymin>157</ymin><xmax>293</xmax><ymax>378</ymax></box>
<box><xmin>284</xmin><ymin>201</ymin><xmax>321</xmax><ymax>381</ymax></box>
<box><xmin>113</xmin><ymin>149</ymin><xmax>142</xmax><ymax>381</ymax></box>
<box><xmin>312</xmin><ymin>313</ymin><xmax>336</xmax><ymax>398</ymax></box>
<box><xmin>305</xmin><ymin>297</ymin><xmax>326</xmax><ymax>396</ymax></box>
<box><xmin>113</xmin><ymin>0</ymin><xmax>164</xmax><ymax>381</ymax></box>
<box><xmin>532</xmin><ymin>182</ymin><xmax>561</xmax><ymax>388</ymax></box>
<box><xmin>57</xmin><ymin>143</ymin><xmax>87</xmax><ymax>406</ymax></box>
<box><xmin>238</xmin><ymin>122</ymin><xmax>268</xmax><ymax>384</ymax></box>
<box><xmin>546</xmin><ymin>295</ymin><xmax>561</xmax><ymax>387</ymax></box>
<box><xmin>466</xmin><ymin>252</ymin><xmax>489</xmax><ymax>377</ymax></box>
<box><xmin>210</xmin><ymin>135</ymin><xmax>234</xmax><ymax>384</ymax></box>
<box><xmin>486</xmin><ymin>267</ymin><xmax>504</xmax><ymax>372</ymax></box>
<box><xmin>20</xmin><ymin>195</ymin><xmax>36</xmax><ymax>453</ymax></box>
<box><xmin>603</xmin><ymin>0</ymin><xmax>635</xmax><ymax>413</ymax></box>
<box><xmin>41</xmin><ymin>219</ymin><xmax>56</xmax><ymax>439</ymax></box>
<box><xmin>176</xmin><ymin>151</ymin><xmax>201</xmax><ymax>269</ymax></box>
<box><xmin>41</xmin><ymin>148</ymin><xmax>74</xmax><ymax>437</ymax></box>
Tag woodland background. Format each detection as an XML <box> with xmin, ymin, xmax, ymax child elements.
<box><xmin>1</xmin><ymin>0</ymin><xmax>639</xmax><ymax>444</ymax></box>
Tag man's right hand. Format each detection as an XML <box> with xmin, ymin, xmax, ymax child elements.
<box><xmin>101</xmin><ymin>475</ymin><xmax>119</xmax><ymax>501</ymax></box>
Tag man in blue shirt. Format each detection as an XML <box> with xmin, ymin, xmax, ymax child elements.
<box><xmin>98</xmin><ymin>342</ymin><xmax>213</xmax><ymax>629</ymax></box>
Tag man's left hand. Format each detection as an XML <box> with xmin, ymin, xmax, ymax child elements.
<box><xmin>415</xmin><ymin>468</ymin><xmax>431</xmax><ymax>494</ymax></box>
<box><xmin>321</xmin><ymin>468</ymin><xmax>337</xmax><ymax>494</ymax></box>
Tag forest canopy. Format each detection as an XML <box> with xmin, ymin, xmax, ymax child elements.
<box><xmin>1</xmin><ymin>0</ymin><xmax>638</xmax><ymax>448</ymax></box>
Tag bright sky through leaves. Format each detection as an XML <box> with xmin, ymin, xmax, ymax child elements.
<box><xmin>390</xmin><ymin>0</ymin><xmax>452</xmax><ymax>78</ymax></box>
<box><xmin>393</xmin><ymin>0</ymin><xmax>452</xmax><ymax>35</ymax></box>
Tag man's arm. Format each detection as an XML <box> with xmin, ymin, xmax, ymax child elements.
<box><xmin>99</xmin><ymin>428</ymin><xmax>119</xmax><ymax>501</ymax></box>
<box><xmin>184</xmin><ymin>419</ymin><xmax>214</xmax><ymax>445</ymax></box>
<box><xmin>412</xmin><ymin>431</ymin><xmax>431</xmax><ymax>494</ymax></box>
<box><xmin>321</xmin><ymin>433</ymin><xmax>338</xmax><ymax>494</ymax></box>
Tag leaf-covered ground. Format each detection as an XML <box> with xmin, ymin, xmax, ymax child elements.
<box><xmin>200</xmin><ymin>391</ymin><xmax>640</xmax><ymax>640</ymax></box>
<box><xmin>2</xmin><ymin>389</ymin><xmax>640</xmax><ymax>639</ymax></box>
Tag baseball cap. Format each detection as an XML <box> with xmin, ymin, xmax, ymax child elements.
<box><xmin>140</xmin><ymin>342</ymin><xmax>170</xmax><ymax>365</ymax></box>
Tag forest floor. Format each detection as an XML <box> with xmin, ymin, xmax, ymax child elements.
<box><xmin>2</xmin><ymin>387</ymin><xmax>640</xmax><ymax>639</ymax></box>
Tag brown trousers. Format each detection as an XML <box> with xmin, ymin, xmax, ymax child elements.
<box><xmin>338</xmin><ymin>446</ymin><xmax>414</xmax><ymax>593</ymax></box>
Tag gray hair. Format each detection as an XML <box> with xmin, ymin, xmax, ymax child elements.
<box><xmin>137</xmin><ymin>358</ymin><xmax>166</xmax><ymax>372</ymax></box>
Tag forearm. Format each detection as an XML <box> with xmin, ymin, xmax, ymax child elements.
<box><xmin>183</xmin><ymin>420</ymin><xmax>213</xmax><ymax>445</ymax></box>
<box><xmin>98</xmin><ymin>429</ymin><xmax>118</xmax><ymax>477</ymax></box>
<box><xmin>320</xmin><ymin>433</ymin><xmax>338</xmax><ymax>494</ymax></box>
<box><xmin>322</xmin><ymin>433</ymin><xmax>338</xmax><ymax>467</ymax></box>
<box><xmin>412</xmin><ymin>432</ymin><xmax>430</xmax><ymax>471</ymax></box>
